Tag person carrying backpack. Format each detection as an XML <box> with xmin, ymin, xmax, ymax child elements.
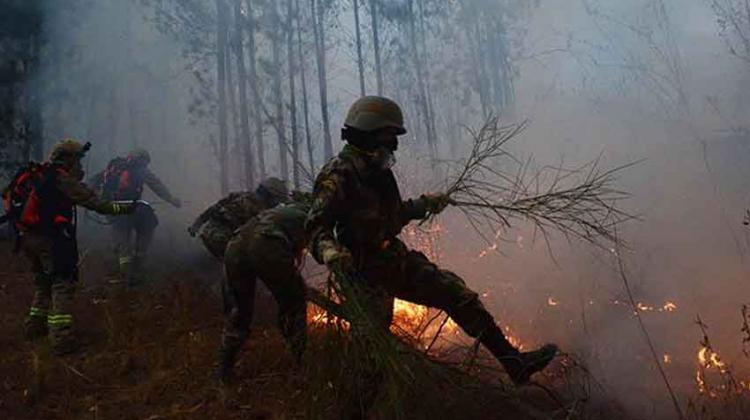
<box><xmin>90</xmin><ymin>149</ymin><xmax>181</xmax><ymax>284</ymax></box>
<box><xmin>2</xmin><ymin>139</ymin><xmax>135</xmax><ymax>355</ymax></box>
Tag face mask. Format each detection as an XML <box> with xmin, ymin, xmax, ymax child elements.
<box><xmin>372</xmin><ymin>146</ymin><xmax>396</xmax><ymax>170</ymax></box>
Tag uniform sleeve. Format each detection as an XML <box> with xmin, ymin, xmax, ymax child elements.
<box><xmin>305</xmin><ymin>163</ymin><xmax>352</xmax><ymax>264</ymax></box>
<box><xmin>400</xmin><ymin>197</ymin><xmax>428</xmax><ymax>226</ymax></box>
<box><xmin>190</xmin><ymin>202</ymin><xmax>218</xmax><ymax>231</ymax></box>
<box><xmin>143</xmin><ymin>168</ymin><xmax>179</xmax><ymax>205</ymax></box>
<box><xmin>57</xmin><ymin>172</ymin><xmax>120</xmax><ymax>215</ymax></box>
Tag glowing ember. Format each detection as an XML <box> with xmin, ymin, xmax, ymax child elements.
<box><xmin>477</xmin><ymin>243</ymin><xmax>498</xmax><ymax>259</ymax></box>
<box><xmin>503</xmin><ymin>325</ymin><xmax>525</xmax><ymax>350</ymax></box>
<box><xmin>401</xmin><ymin>223</ymin><xmax>443</xmax><ymax>262</ymax></box>
<box><xmin>698</xmin><ymin>347</ymin><xmax>727</xmax><ymax>372</ymax></box>
<box><xmin>475</xmin><ymin>229</ymin><xmax>504</xmax><ymax>259</ymax></box>
<box><xmin>636</xmin><ymin>302</ymin><xmax>654</xmax><ymax>312</ymax></box>
<box><xmin>662</xmin><ymin>301</ymin><xmax>677</xmax><ymax>312</ymax></box>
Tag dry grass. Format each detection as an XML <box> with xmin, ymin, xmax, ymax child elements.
<box><xmin>0</xmin><ymin>243</ymin><xmax>626</xmax><ymax>420</ymax></box>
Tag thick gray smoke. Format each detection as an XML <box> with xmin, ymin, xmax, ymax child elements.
<box><xmin>29</xmin><ymin>0</ymin><xmax>750</xmax><ymax>418</ymax></box>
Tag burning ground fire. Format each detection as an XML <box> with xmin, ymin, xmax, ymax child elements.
<box><xmin>305</xmin><ymin>219</ymin><xmax>750</xmax><ymax>401</ymax></box>
<box><xmin>694</xmin><ymin>343</ymin><xmax>750</xmax><ymax>397</ymax></box>
<box><xmin>305</xmin><ymin>221</ymin><xmax>529</xmax><ymax>350</ymax></box>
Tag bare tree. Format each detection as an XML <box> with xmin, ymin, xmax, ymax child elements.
<box><xmin>353</xmin><ymin>0</ymin><xmax>366</xmax><ymax>96</ymax></box>
<box><xmin>269</xmin><ymin>2</ymin><xmax>289</xmax><ymax>182</ymax></box>
<box><xmin>709</xmin><ymin>0</ymin><xmax>750</xmax><ymax>64</ymax></box>
<box><xmin>296</xmin><ymin>0</ymin><xmax>315</xmax><ymax>174</ymax></box>
<box><xmin>369</xmin><ymin>0</ymin><xmax>384</xmax><ymax>94</ymax></box>
<box><xmin>245</xmin><ymin>0</ymin><xmax>266</xmax><ymax>179</ymax></box>
<box><xmin>310</xmin><ymin>0</ymin><xmax>333</xmax><ymax>159</ymax></box>
<box><xmin>216</xmin><ymin>0</ymin><xmax>230</xmax><ymax>195</ymax></box>
<box><xmin>234</xmin><ymin>0</ymin><xmax>255</xmax><ymax>187</ymax></box>
<box><xmin>287</xmin><ymin>0</ymin><xmax>301</xmax><ymax>189</ymax></box>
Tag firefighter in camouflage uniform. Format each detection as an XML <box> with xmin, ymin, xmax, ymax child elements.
<box><xmin>5</xmin><ymin>139</ymin><xmax>135</xmax><ymax>355</ymax></box>
<box><xmin>216</xmin><ymin>192</ymin><xmax>313</xmax><ymax>382</ymax></box>
<box><xmin>188</xmin><ymin>177</ymin><xmax>289</xmax><ymax>259</ymax></box>
<box><xmin>305</xmin><ymin>96</ymin><xmax>558</xmax><ymax>394</ymax></box>
<box><xmin>90</xmin><ymin>149</ymin><xmax>181</xmax><ymax>284</ymax></box>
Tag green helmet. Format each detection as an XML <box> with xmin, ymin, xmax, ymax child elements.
<box><xmin>49</xmin><ymin>139</ymin><xmax>91</xmax><ymax>162</ymax></box>
<box><xmin>127</xmin><ymin>148</ymin><xmax>151</xmax><ymax>165</ymax></box>
<box><xmin>257</xmin><ymin>177</ymin><xmax>289</xmax><ymax>204</ymax></box>
<box><xmin>344</xmin><ymin>96</ymin><xmax>406</xmax><ymax>135</ymax></box>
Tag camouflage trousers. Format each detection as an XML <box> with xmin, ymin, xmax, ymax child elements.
<box><xmin>21</xmin><ymin>233</ymin><xmax>78</xmax><ymax>354</ymax></box>
<box><xmin>198</xmin><ymin>219</ymin><xmax>234</xmax><ymax>260</ymax></box>
<box><xmin>352</xmin><ymin>240</ymin><xmax>507</xmax><ymax>341</ymax></box>
<box><xmin>340</xmin><ymin>240</ymin><xmax>517</xmax><ymax>418</ymax></box>
<box><xmin>110</xmin><ymin>205</ymin><xmax>158</xmax><ymax>283</ymax></box>
<box><xmin>219</xmin><ymin>227</ymin><xmax>307</xmax><ymax>372</ymax></box>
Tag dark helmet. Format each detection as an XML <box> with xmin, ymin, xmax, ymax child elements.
<box><xmin>344</xmin><ymin>96</ymin><xmax>406</xmax><ymax>135</ymax></box>
<box><xmin>256</xmin><ymin>177</ymin><xmax>289</xmax><ymax>205</ymax></box>
<box><xmin>127</xmin><ymin>148</ymin><xmax>151</xmax><ymax>165</ymax></box>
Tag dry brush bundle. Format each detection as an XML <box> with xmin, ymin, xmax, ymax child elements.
<box><xmin>441</xmin><ymin>116</ymin><xmax>638</xmax><ymax>250</ymax></box>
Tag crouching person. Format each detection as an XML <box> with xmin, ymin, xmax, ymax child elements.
<box><xmin>216</xmin><ymin>192</ymin><xmax>312</xmax><ymax>383</ymax></box>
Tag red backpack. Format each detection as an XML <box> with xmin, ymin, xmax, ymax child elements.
<box><xmin>102</xmin><ymin>157</ymin><xmax>145</xmax><ymax>200</ymax></box>
<box><xmin>2</xmin><ymin>162</ymin><xmax>72</xmax><ymax>236</ymax></box>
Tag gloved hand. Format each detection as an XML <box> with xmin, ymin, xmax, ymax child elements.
<box><xmin>171</xmin><ymin>198</ymin><xmax>182</xmax><ymax>208</ymax></box>
<box><xmin>112</xmin><ymin>200</ymin><xmax>137</xmax><ymax>215</ymax></box>
<box><xmin>321</xmin><ymin>245</ymin><xmax>353</xmax><ymax>274</ymax></box>
<box><xmin>421</xmin><ymin>192</ymin><xmax>453</xmax><ymax>215</ymax></box>
<box><xmin>187</xmin><ymin>225</ymin><xmax>199</xmax><ymax>237</ymax></box>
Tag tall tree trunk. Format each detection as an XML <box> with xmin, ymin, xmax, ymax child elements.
<box><xmin>271</xmin><ymin>4</ymin><xmax>289</xmax><ymax>182</ymax></box>
<box><xmin>216</xmin><ymin>0</ymin><xmax>230</xmax><ymax>195</ymax></box>
<box><xmin>311</xmin><ymin>0</ymin><xmax>333</xmax><ymax>159</ymax></box>
<box><xmin>417</xmin><ymin>0</ymin><xmax>437</xmax><ymax>157</ymax></box>
<box><xmin>234</xmin><ymin>0</ymin><xmax>255</xmax><ymax>188</ymax></box>
<box><xmin>225</xmin><ymin>28</ymin><xmax>241</xmax><ymax>185</ymax></box>
<box><xmin>368</xmin><ymin>0</ymin><xmax>383</xmax><ymax>95</ymax></box>
<box><xmin>27</xmin><ymin>35</ymin><xmax>43</xmax><ymax>161</ymax></box>
<box><xmin>287</xmin><ymin>0</ymin><xmax>300</xmax><ymax>189</ymax></box>
<box><xmin>406</xmin><ymin>0</ymin><xmax>435</xmax><ymax>158</ymax></box>
<box><xmin>469</xmin><ymin>20</ymin><xmax>490</xmax><ymax>118</ymax></box>
<box><xmin>353</xmin><ymin>0</ymin><xmax>366</xmax><ymax>96</ymax></box>
<box><xmin>297</xmin><ymin>0</ymin><xmax>315</xmax><ymax>175</ymax></box>
<box><xmin>246</xmin><ymin>0</ymin><xmax>266</xmax><ymax>181</ymax></box>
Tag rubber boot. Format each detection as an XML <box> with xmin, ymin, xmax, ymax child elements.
<box><xmin>215</xmin><ymin>343</ymin><xmax>240</xmax><ymax>385</ymax></box>
<box><xmin>479</xmin><ymin>326</ymin><xmax>557</xmax><ymax>385</ymax></box>
<box><xmin>127</xmin><ymin>256</ymin><xmax>145</xmax><ymax>287</ymax></box>
<box><xmin>503</xmin><ymin>344</ymin><xmax>558</xmax><ymax>385</ymax></box>
<box><xmin>24</xmin><ymin>314</ymin><xmax>48</xmax><ymax>341</ymax></box>
<box><xmin>51</xmin><ymin>329</ymin><xmax>79</xmax><ymax>356</ymax></box>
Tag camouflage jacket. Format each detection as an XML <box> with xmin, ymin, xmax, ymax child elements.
<box><xmin>305</xmin><ymin>145</ymin><xmax>429</xmax><ymax>263</ymax></box>
<box><xmin>253</xmin><ymin>201</ymin><xmax>311</xmax><ymax>256</ymax></box>
<box><xmin>191</xmin><ymin>191</ymin><xmax>269</xmax><ymax>233</ymax></box>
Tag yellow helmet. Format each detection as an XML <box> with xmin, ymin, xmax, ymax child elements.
<box><xmin>49</xmin><ymin>139</ymin><xmax>91</xmax><ymax>162</ymax></box>
<box><xmin>344</xmin><ymin>96</ymin><xmax>406</xmax><ymax>134</ymax></box>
